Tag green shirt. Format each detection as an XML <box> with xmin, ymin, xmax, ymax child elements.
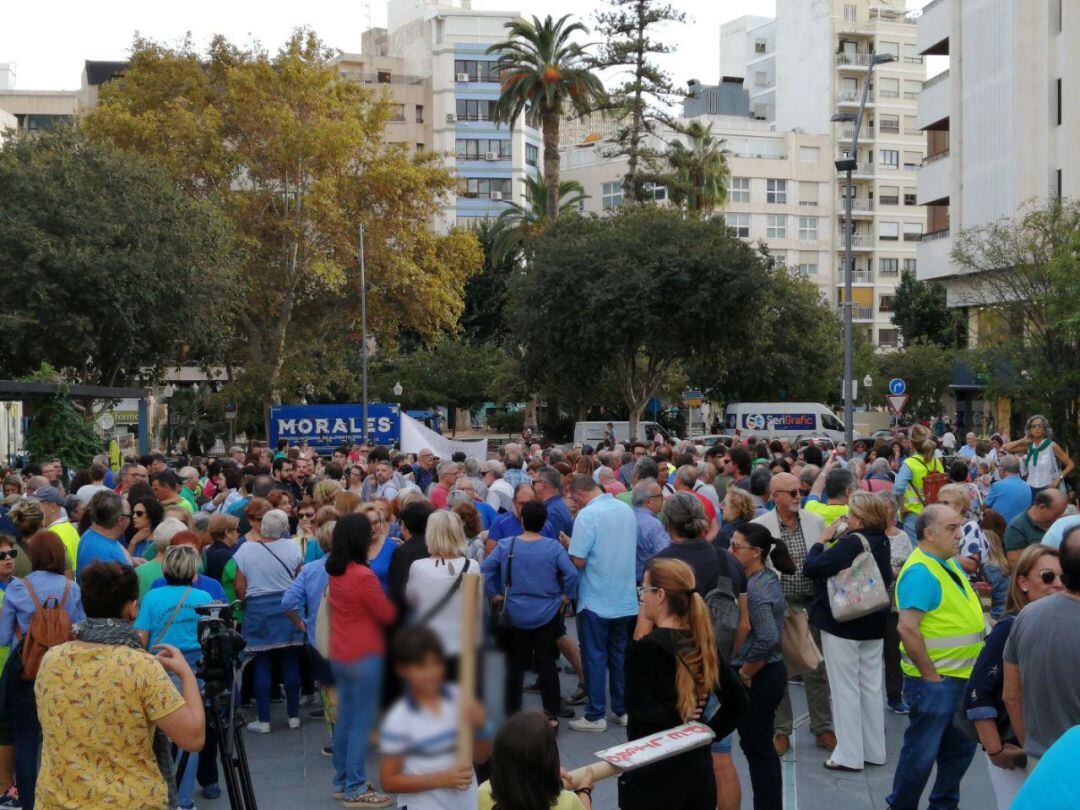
<box><xmin>1003</xmin><ymin>510</ymin><xmax>1046</xmax><ymax>552</ymax></box>
<box><xmin>804</xmin><ymin>499</ymin><xmax>850</xmax><ymax>525</ymax></box>
<box><xmin>136</xmin><ymin>561</ymin><xmax>163</xmax><ymax>601</ymax></box>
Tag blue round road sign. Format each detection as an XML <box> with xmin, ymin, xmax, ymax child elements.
<box><xmin>888</xmin><ymin>378</ymin><xmax>906</xmax><ymax>396</ymax></box>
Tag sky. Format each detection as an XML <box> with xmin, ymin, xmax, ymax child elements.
<box><xmin>1</xmin><ymin>0</ymin><xmax>937</xmax><ymax>93</ymax></box>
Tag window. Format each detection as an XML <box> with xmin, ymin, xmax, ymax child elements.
<box><xmin>879</xmin><ymin>221</ymin><xmax>899</xmax><ymax>241</ymax></box>
<box><xmin>878</xmin><ymin>41</ymin><xmax>900</xmax><ymax>58</ymax></box>
<box><xmin>725</xmin><ymin>213</ymin><xmax>750</xmax><ymax>238</ymax></box>
<box><xmin>798</xmin><ymin>263</ymin><xmax>818</xmax><ymax>276</ymax></box>
<box><xmin>903</xmin><ymin>115</ymin><xmax>918</xmax><ymax>135</ymax></box>
<box><xmin>754</xmin><ymin>38</ymin><xmax>767</xmax><ymax>54</ymax></box>
<box><xmin>903</xmin><ymin>151</ymin><xmax>922</xmax><ymax>170</ymax></box>
<box><xmin>823</xmin><ymin>413</ymin><xmax>845</xmax><ymax>432</ymax></box>
<box><xmin>878</xmin><ymin>329</ymin><xmax>899</xmax><ymax>347</ymax></box>
<box><xmin>903</xmin><ymin>258</ymin><xmax>917</xmax><ymax>274</ymax></box>
<box><xmin>454</xmin><ymin>60</ymin><xmax>500</xmax><ymax>82</ymax></box>
<box><xmin>904</xmin><ymin>80</ymin><xmax>922</xmax><ymax>99</ymax></box>
<box><xmin>799</xmin><ymin>181</ymin><xmax>819</xmax><ymax>206</ymax></box>
<box><xmin>766</xmin><ymin>214</ymin><xmax>786</xmax><ymax>238</ymax></box>
<box><xmin>798</xmin><ymin>216</ymin><xmax>818</xmax><ymax>240</ymax></box>
<box><xmin>879</xmin><ymin>258</ymin><xmax>899</xmax><ymax>276</ymax></box>
<box><xmin>903</xmin><ymin>222</ymin><xmax>923</xmax><ymax>241</ymax></box>
<box><xmin>755</xmin><ymin>71</ymin><xmax>768</xmax><ymax>87</ymax></box>
<box><xmin>646</xmin><ymin>183</ymin><xmax>667</xmax><ymax>202</ymax></box>
<box><xmin>456</xmin><ymin>99</ymin><xmax>498</xmax><ymax>121</ymax></box>
<box><xmin>879</xmin><ymin>185</ymin><xmax>899</xmax><ymax>205</ymax></box>
<box><xmin>879</xmin><ymin>77</ymin><xmax>899</xmax><ymax>98</ymax></box>
<box><xmin>880</xmin><ymin>150</ymin><xmax>899</xmax><ymax>168</ymax></box>
<box><xmin>455</xmin><ymin>139</ymin><xmax>511</xmax><ymax>160</ymax></box>
<box><xmin>879</xmin><ymin>294</ymin><xmax>895</xmax><ymax>312</ymax></box>
<box><xmin>526</xmin><ymin>143</ymin><xmax>538</xmax><ymax>167</ymax></box>
<box><xmin>799</xmin><ymin>146</ymin><xmax>820</xmax><ymax>162</ymax></box>
<box><xmin>729</xmin><ymin>177</ymin><xmax>750</xmax><ymax>202</ymax></box>
<box><xmin>463</xmin><ymin>177</ymin><xmax>512</xmax><ymax>198</ymax></box>
<box><xmin>879</xmin><ymin>115</ymin><xmax>900</xmax><ymax>134</ymax></box>
<box><xmin>766</xmin><ymin>178</ymin><xmax>787</xmax><ymax>204</ymax></box>
<box><xmin>416</xmin><ymin>143</ymin><xmax>425</xmax><ymax>152</ymax></box>
<box><xmin>903</xmin><ymin>190</ymin><xmax>917</xmax><ymax>206</ymax></box>
<box><xmin>902</xmin><ymin>44</ymin><xmax>923</xmax><ymax>64</ymax></box>
<box><xmin>390</xmin><ymin>104</ymin><xmax>406</xmax><ymax>122</ymax></box>
<box><xmin>602</xmin><ymin>181</ymin><xmax>624</xmax><ymax>210</ymax></box>
<box><xmin>1057</xmin><ymin>78</ymin><xmax>1062</xmax><ymax>126</ymax></box>
<box><xmin>377</xmin><ymin>70</ymin><xmax>391</xmax><ymax>83</ymax></box>
<box><xmin>843</xmin><ymin>4</ymin><xmax>857</xmax><ymax>22</ymax></box>
<box><xmin>1057</xmin><ymin>168</ymin><xmax>1063</xmax><ymax>198</ymax></box>
<box><xmin>415</xmin><ymin>105</ymin><xmax>424</xmax><ymax>123</ymax></box>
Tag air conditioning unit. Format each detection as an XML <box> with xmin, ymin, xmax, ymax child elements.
<box><xmin>456</xmin><ymin>73</ymin><xmax>471</xmax><ymax>82</ymax></box>
<box><xmin>490</xmin><ymin>191</ymin><xmax>504</xmax><ymax>200</ymax></box>
<box><xmin>446</xmin><ymin>113</ymin><xmax>456</xmax><ymax>122</ymax></box>
<box><xmin>484</xmin><ymin>151</ymin><xmax>500</xmax><ymax>161</ymax></box>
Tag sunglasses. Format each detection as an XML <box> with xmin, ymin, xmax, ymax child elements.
<box><xmin>1038</xmin><ymin>570</ymin><xmax>1061</xmax><ymax>585</ymax></box>
<box><xmin>133</xmin><ymin>509</ymin><xmax>147</xmax><ymax>517</ymax></box>
<box><xmin>299</xmin><ymin>512</ymin><xmax>316</xmax><ymax>519</ymax></box>
<box><xmin>776</xmin><ymin>490</ymin><xmax>800</xmax><ymax>498</ymax></box>
<box><xmin>0</xmin><ymin>549</ymin><xmax>17</xmax><ymax>560</ymax></box>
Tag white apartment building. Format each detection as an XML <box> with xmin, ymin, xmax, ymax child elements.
<box><xmin>723</xmin><ymin>0</ymin><xmax>927</xmax><ymax>349</ymax></box>
<box><xmin>375</xmin><ymin>0</ymin><xmax>541</xmax><ymax>232</ymax></box>
<box><xmin>560</xmin><ymin>117</ymin><xmax>840</xmax><ymax>310</ymax></box>
<box><xmin>915</xmin><ymin>0</ymin><xmax>1076</xmax><ymax>306</ymax></box>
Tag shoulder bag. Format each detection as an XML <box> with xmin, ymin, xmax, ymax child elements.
<box><xmin>496</xmin><ymin>537</ymin><xmax>518</xmax><ymax>633</ymax></box>
<box><xmin>415</xmin><ymin>559</ymin><xmax>470</xmax><ymax>626</ymax></box>
<box><xmin>826</xmin><ymin>533</ymin><xmax>890</xmax><ymax>622</ymax></box>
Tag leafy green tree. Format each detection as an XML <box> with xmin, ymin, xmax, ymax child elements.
<box><xmin>662</xmin><ymin>120</ymin><xmax>730</xmax><ymax>214</ymax></box>
<box><xmin>951</xmin><ymin>198</ymin><xmax>1080</xmax><ymax>451</ymax></box>
<box><xmin>491</xmin><ymin>171</ymin><xmax>587</xmax><ymax>263</ymax></box>
<box><xmin>590</xmin><ymin>0</ymin><xmax>687</xmax><ymax>203</ymax></box>
<box><xmin>510</xmin><ymin>206</ymin><xmax>766</xmax><ymax>436</ymax></box>
<box><xmin>890</xmin><ymin>269</ymin><xmax>963</xmax><ymax>348</ymax></box>
<box><xmin>84</xmin><ymin>32</ymin><xmax>481</xmax><ymax>429</ymax></box>
<box><xmin>488</xmin><ymin>15</ymin><xmax>605</xmax><ymax>221</ymax></box>
<box><xmin>0</xmin><ymin>129</ymin><xmax>238</xmax><ymax>386</ymax></box>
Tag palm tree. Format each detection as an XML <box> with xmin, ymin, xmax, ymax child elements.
<box><xmin>664</xmin><ymin>121</ymin><xmax>730</xmax><ymax>214</ymax></box>
<box><xmin>488</xmin><ymin>15</ymin><xmax>605</xmax><ymax>222</ymax></box>
<box><xmin>491</xmin><ymin>171</ymin><xmax>587</xmax><ymax>262</ymax></box>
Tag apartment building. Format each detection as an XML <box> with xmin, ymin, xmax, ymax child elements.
<box><xmin>915</xmin><ymin>0</ymin><xmax>1076</xmax><ymax>300</ymax></box>
<box><xmin>372</xmin><ymin>0</ymin><xmax>541</xmax><ymax>232</ymax></box>
<box><xmin>561</xmin><ymin>117</ymin><xmax>839</xmax><ymax>304</ymax></box>
<box><xmin>0</xmin><ymin>60</ymin><xmax>124</xmax><ymax>132</ymax></box>
<box><xmin>722</xmin><ymin>0</ymin><xmax>927</xmax><ymax>349</ymax></box>
<box><xmin>333</xmin><ymin>43</ymin><xmax>432</xmax><ymax>151</ymax></box>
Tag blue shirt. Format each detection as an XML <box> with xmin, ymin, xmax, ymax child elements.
<box><xmin>1042</xmin><ymin>515</ymin><xmax>1080</xmax><ymax>549</ymax></box>
<box><xmin>76</xmin><ymin>528</ymin><xmax>130</xmax><ymax>579</ymax></box>
<box><xmin>503</xmin><ymin>468</ymin><xmax>530</xmax><ymax>490</ymax></box>
<box><xmin>135</xmin><ymin>583</ymin><xmax>213</xmax><ymax>653</ymax></box>
<box><xmin>481</xmin><ymin>536</ymin><xmax>578</xmax><ymax>629</ymax></box>
<box><xmin>897</xmin><ymin>552</ymin><xmax>967</xmax><ymax>613</ymax></box>
<box><xmin>369</xmin><ymin>537</ymin><xmax>396</xmax><ymax>593</ymax></box>
<box><xmin>984</xmin><ymin>476</ymin><xmax>1033</xmax><ymax>523</ymax></box>
<box><xmin>473</xmin><ymin>500</ymin><xmax>498</xmax><ymax>530</ymax></box>
<box><xmin>281</xmin><ymin>557</ymin><xmax>329</xmax><ymax>647</ymax></box>
<box><xmin>957</xmin><ymin>445</ymin><xmax>977</xmax><ymax>459</ymax></box>
<box><xmin>0</xmin><ymin>571</ymin><xmax>85</xmax><ymax>645</ymax></box>
<box><xmin>542</xmin><ymin>496</ymin><xmax>575</xmax><ymax>540</ymax></box>
<box><xmin>1012</xmin><ymin>725</ymin><xmax>1080</xmax><ymax>809</ymax></box>
<box><xmin>633</xmin><ymin>507</ymin><xmax>671</xmax><ymax>583</ymax></box>
<box><xmin>151</xmin><ymin>574</ymin><xmax>227</xmax><ymax>602</ymax></box>
<box><xmin>488</xmin><ymin>512</ymin><xmax>523</xmax><ymax>543</ymax></box>
<box><xmin>567</xmin><ymin>493</ymin><xmax>638</xmax><ymax>619</ymax></box>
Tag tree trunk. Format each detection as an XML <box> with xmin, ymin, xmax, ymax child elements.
<box><xmin>624</xmin><ymin>2</ymin><xmax>647</xmax><ymax>202</ymax></box>
<box><xmin>542</xmin><ymin>111</ymin><xmax>560</xmax><ymax>222</ymax></box>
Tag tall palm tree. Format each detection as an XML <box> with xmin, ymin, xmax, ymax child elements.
<box><xmin>488</xmin><ymin>15</ymin><xmax>605</xmax><ymax>222</ymax></box>
<box><xmin>665</xmin><ymin>121</ymin><xmax>730</xmax><ymax>214</ymax></box>
<box><xmin>491</xmin><ymin>171</ymin><xmax>587</xmax><ymax>262</ymax></box>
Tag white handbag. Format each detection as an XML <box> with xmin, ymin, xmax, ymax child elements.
<box><xmin>827</xmin><ymin>533</ymin><xmax>890</xmax><ymax>622</ymax></box>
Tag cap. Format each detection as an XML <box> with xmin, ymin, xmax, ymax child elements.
<box><xmin>30</xmin><ymin>486</ymin><xmax>64</xmax><ymax>506</ymax></box>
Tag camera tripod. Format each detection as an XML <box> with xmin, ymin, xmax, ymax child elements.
<box><xmin>177</xmin><ymin>662</ymin><xmax>258</xmax><ymax>810</ymax></box>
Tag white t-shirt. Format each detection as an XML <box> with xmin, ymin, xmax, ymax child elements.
<box><xmin>75</xmin><ymin>483</ymin><xmax>109</xmax><ymax>504</ymax></box>
<box><xmin>942</xmin><ymin>431</ymin><xmax>957</xmax><ymax>450</ymax></box>
<box><xmin>233</xmin><ymin>538</ymin><xmax>302</xmax><ymax>596</ymax></box>
<box><xmin>486</xmin><ymin>479</ymin><xmax>513</xmax><ymax>513</ymax></box>
<box><xmin>405</xmin><ymin>557</ymin><xmax>482</xmax><ymax>656</ymax></box>
<box><xmin>380</xmin><ymin>685</ymin><xmax>478</xmax><ymax>810</ymax></box>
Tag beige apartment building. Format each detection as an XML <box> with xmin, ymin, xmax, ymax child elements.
<box><xmin>723</xmin><ymin>0</ymin><xmax>927</xmax><ymax>349</ymax></box>
<box><xmin>561</xmin><ymin>117</ymin><xmax>839</xmax><ymax>307</ymax></box>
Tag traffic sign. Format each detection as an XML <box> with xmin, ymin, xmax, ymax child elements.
<box><xmin>887</xmin><ymin>394</ymin><xmax>909</xmax><ymax>415</ymax></box>
<box><xmin>682</xmin><ymin>389</ymin><xmax>704</xmax><ymax>408</ymax></box>
<box><xmin>888</xmin><ymin>378</ymin><xmax>907</xmax><ymax>396</ymax></box>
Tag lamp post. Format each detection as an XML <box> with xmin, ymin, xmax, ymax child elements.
<box><xmin>359</xmin><ymin>222</ymin><xmax>369</xmax><ymax>446</ymax></box>
<box><xmin>832</xmin><ymin>52</ymin><xmax>895</xmax><ymax>447</ymax></box>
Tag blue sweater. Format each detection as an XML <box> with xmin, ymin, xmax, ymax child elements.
<box><xmin>480</xmin><ymin>535</ymin><xmax>578</xmax><ymax>630</ymax></box>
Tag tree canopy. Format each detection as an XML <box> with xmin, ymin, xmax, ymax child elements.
<box><xmin>890</xmin><ymin>269</ymin><xmax>963</xmax><ymax>348</ymax></box>
<box><xmin>0</xmin><ymin>128</ymin><xmax>237</xmax><ymax>387</ymax></box>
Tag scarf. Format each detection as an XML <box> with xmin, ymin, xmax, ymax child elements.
<box><xmin>73</xmin><ymin>618</ymin><xmax>179</xmax><ymax>809</ymax></box>
<box><xmin>1026</xmin><ymin>438</ymin><xmax>1052</xmax><ymax>469</ymax></box>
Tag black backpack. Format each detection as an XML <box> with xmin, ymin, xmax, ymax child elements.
<box><xmin>705</xmin><ymin>571</ymin><xmax>740</xmax><ymax>660</ymax></box>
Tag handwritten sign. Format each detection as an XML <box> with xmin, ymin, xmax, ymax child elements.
<box><xmin>594</xmin><ymin>723</ymin><xmax>715</xmax><ymax>771</ymax></box>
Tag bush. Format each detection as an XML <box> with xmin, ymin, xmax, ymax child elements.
<box><xmin>488</xmin><ymin>409</ymin><xmax>525</xmax><ymax>434</ymax></box>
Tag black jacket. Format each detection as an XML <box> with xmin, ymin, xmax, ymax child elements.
<box><xmin>802</xmin><ymin>529</ymin><xmax>893</xmax><ymax>640</ymax></box>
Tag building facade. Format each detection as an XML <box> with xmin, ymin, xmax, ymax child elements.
<box><xmin>333</xmin><ymin>46</ymin><xmax>433</xmax><ymax>151</ymax></box>
<box><xmin>561</xmin><ymin>117</ymin><xmax>839</xmax><ymax>308</ymax></box>
<box><xmin>0</xmin><ymin>60</ymin><xmax>125</xmax><ymax>132</ymax></box>
<box><xmin>915</xmin><ymin>0</ymin><xmax>1076</xmax><ymax>300</ymax></box>
<box><xmin>377</xmin><ymin>0</ymin><xmax>542</xmax><ymax>232</ymax></box>
<box><xmin>723</xmin><ymin>0</ymin><xmax>927</xmax><ymax>349</ymax></box>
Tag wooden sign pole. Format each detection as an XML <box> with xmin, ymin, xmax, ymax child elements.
<box><xmin>456</xmin><ymin>570</ymin><xmax>482</xmax><ymax>767</ymax></box>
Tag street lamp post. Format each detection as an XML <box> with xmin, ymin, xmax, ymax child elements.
<box><xmin>359</xmin><ymin>222</ymin><xmax>369</xmax><ymax>446</ymax></box>
<box><xmin>832</xmin><ymin>53</ymin><xmax>895</xmax><ymax>447</ymax></box>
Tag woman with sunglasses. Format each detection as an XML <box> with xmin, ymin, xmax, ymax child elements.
<box><xmin>128</xmin><ymin>496</ymin><xmax>165</xmax><ymax>561</ymax></box>
<box><xmin>357</xmin><ymin>503</ymin><xmax>397</xmax><ymax>593</ymax></box>
<box><xmin>962</xmin><ymin>544</ymin><xmax>1061</xmax><ymax>808</ymax></box>
<box><xmin>295</xmin><ymin>499</ymin><xmax>323</xmax><ymax>563</ymax></box>
<box><xmin>728</xmin><ymin>523</ymin><xmax>795</xmax><ymax>810</ymax></box>
<box><xmin>1003</xmin><ymin>415</ymin><xmax>1074</xmax><ymax>497</ymax></box>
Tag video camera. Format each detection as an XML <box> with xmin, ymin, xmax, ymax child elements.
<box><xmin>195</xmin><ymin>602</ymin><xmax>246</xmax><ymax>688</ymax></box>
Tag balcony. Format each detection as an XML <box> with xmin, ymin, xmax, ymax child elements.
<box><xmin>917</xmin><ymin>69</ymin><xmax>951</xmax><ymax>129</ymax></box>
<box><xmin>852</xmin><ymin>306</ymin><xmax>876</xmax><ymax>321</ymax></box>
<box><xmin>836</xmin><ymin>52</ymin><xmax>874</xmax><ymax>69</ymax></box>
<box><xmin>842</xmin><ymin>233</ymin><xmax>875</xmax><ymax>250</ymax></box>
<box><xmin>869</xmin><ymin>8</ymin><xmax>915</xmax><ymax>25</ymax></box>
<box><xmin>838</xmin><ymin>198</ymin><xmax>874</xmax><ymax>216</ymax></box>
<box><xmin>917</xmin><ymin>229</ymin><xmax>953</xmax><ymax>280</ymax></box>
<box><xmin>838</xmin><ymin>269</ymin><xmax>875</xmax><ymax>284</ymax></box>
<box><xmin>917</xmin><ymin>150</ymin><xmax>951</xmax><ymax>205</ymax></box>
<box><xmin>337</xmin><ymin>69</ymin><xmax>430</xmax><ymax>87</ymax></box>
<box><xmin>851</xmin><ymin>162</ymin><xmax>876</xmax><ymax>178</ymax></box>
<box><xmin>838</xmin><ymin>126</ymin><xmax>872</xmax><ymax>143</ymax></box>
<box><xmin>837</xmin><ymin>89</ymin><xmax>875</xmax><ymax>106</ymax></box>
<box><xmin>917</xmin><ymin>0</ymin><xmax>951</xmax><ymax>56</ymax></box>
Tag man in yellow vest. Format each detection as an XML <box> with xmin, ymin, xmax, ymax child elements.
<box><xmin>886</xmin><ymin>504</ymin><xmax>985</xmax><ymax>810</ymax></box>
<box><xmin>893</xmin><ymin>430</ymin><xmax>944</xmax><ymax>545</ymax></box>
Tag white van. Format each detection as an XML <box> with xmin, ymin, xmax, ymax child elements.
<box><xmin>573</xmin><ymin>420</ymin><xmax>675</xmax><ymax>447</ymax></box>
<box><xmin>723</xmin><ymin>402</ymin><xmax>846</xmax><ymax>444</ymax></box>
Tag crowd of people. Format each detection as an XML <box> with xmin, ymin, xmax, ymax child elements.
<box><xmin>0</xmin><ymin>413</ymin><xmax>1076</xmax><ymax>810</ymax></box>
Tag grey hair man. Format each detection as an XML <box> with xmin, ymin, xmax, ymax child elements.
<box><xmin>672</xmin><ymin>465</ymin><xmax>719</xmax><ymax>541</ymax></box>
<box><xmin>482</xmin><ymin>460</ymin><xmax>513</xmax><ymax>513</ymax></box>
<box><xmin>630</xmin><ymin>478</ymin><xmax>670</xmax><ymax>584</ymax></box>
<box><xmin>984</xmin><ymin>454</ymin><xmax>1031</xmax><ymax>523</ymax></box>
